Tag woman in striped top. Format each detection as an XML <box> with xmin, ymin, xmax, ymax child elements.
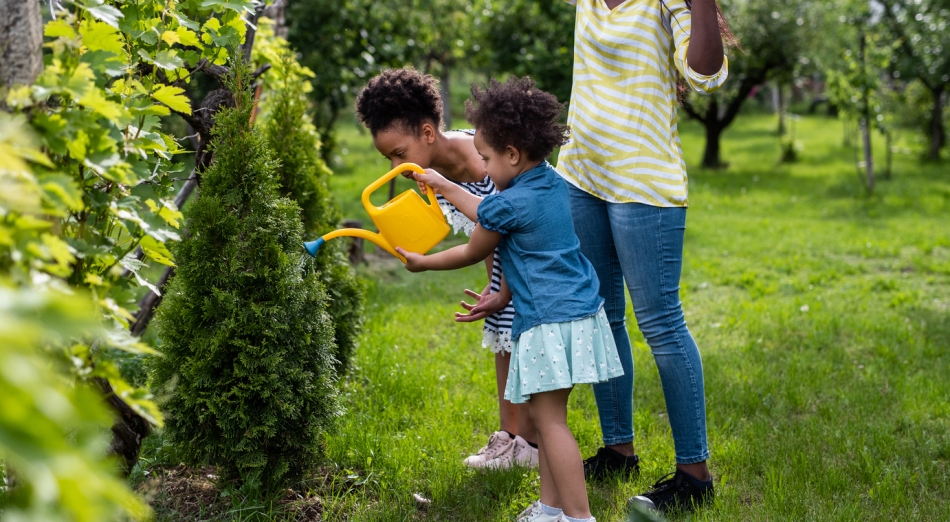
<box><xmin>556</xmin><ymin>0</ymin><xmax>734</xmax><ymax>513</ymax></box>
<box><xmin>355</xmin><ymin>68</ymin><xmax>538</xmax><ymax>470</ymax></box>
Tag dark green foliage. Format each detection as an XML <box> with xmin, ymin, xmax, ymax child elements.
<box><xmin>152</xmin><ymin>69</ymin><xmax>340</xmax><ymax>494</ymax></box>
<box><xmin>317</xmin><ymin>255</ymin><xmax>364</xmax><ymax>375</ymax></box>
<box><xmin>475</xmin><ymin>1</ymin><xmax>576</xmax><ymax>104</ymax></box>
<box><xmin>286</xmin><ymin>0</ymin><xmax>418</xmax><ymax>159</ymax></box>
<box><xmin>260</xmin><ymin>52</ymin><xmax>365</xmax><ymax>375</ymax></box>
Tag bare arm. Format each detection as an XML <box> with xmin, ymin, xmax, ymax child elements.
<box><xmin>409</xmin><ymin>170</ymin><xmax>482</xmax><ymax>221</ymax></box>
<box><xmin>397</xmin><ymin>224</ymin><xmax>501</xmax><ymax>272</ymax></box>
<box><xmin>686</xmin><ymin>0</ymin><xmax>724</xmax><ymax>75</ymax></box>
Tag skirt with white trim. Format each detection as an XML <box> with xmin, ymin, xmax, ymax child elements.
<box><xmin>504</xmin><ymin>306</ymin><xmax>623</xmax><ymax>404</ymax></box>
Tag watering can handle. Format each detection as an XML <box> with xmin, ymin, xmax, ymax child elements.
<box><xmin>361</xmin><ymin>163</ymin><xmax>439</xmax><ymax>215</ymax></box>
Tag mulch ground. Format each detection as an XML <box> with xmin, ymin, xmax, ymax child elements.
<box><xmin>137</xmin><ymin>465</ymin><xmax>325</xmax><ymax>521</ymax></box>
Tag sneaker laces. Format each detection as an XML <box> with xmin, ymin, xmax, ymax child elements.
<box><xmin>643</xmin><ymin>472</ymin><xmax>681</xmax><ymax>499</ymax></box>
<box><xmin>516</xmin><ymin>500</ymin><xmax>542</xmax><ymax>521</ymax></box>
<box><xmin>476</xmin><ymin>432</ymin><xmax>511</xmax><ymax>459</ymax></box>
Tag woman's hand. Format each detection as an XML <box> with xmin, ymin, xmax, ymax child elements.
<box><xmin>396</xmin><ymin>247</ymin><xmax>428</xmax><ymax>272</ymax></box>
<box><xmin>455</xmin><ymin>286</ymin><xmax>509</xmax><ymax>323</ymax></box>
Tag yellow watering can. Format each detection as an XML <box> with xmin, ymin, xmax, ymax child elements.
<box><xmin>303</xmin><ymin>163</ymin><xmax>450</xmax><ymax>263</ymax></box>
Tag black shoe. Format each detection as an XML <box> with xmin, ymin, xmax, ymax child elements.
<box><xmin>583</xmin><ymin>447</ymin><xmax>640</xmax><ymax>481</ymax></box>
<box><xmin>628</xmin><ymin>469</ymin><xmax>714</xmax><ymax>513</ymax></box>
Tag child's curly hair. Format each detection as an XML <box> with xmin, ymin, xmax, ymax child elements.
<box><xmin>355</xmin><ymin>67</ymin><xmax>443</xmax><ymax>135</ymax></box>
<box><xmin>464</xmin><ymin>77</ymin><xmax>569</xmax><ymax>161</ymax></box>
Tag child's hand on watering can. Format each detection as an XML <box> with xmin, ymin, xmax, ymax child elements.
<box><xmin>395</xmin><ymin>247</ymin><xmax>427</xmax><ymax>272</ymax></box>
<box><xmin>406</xmin><ymin>168</ymin><xmax>451</xmax><ymax>195</ymax></box>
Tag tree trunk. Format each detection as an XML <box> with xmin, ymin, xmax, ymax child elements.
<box><xmin>702</xmin><ymin>120</ymin><xmax>723</xmax><ymax>169</ymax></box>
<box><xmin>884</xmin><ymin>130</ymin><xmax>892</xmax><ymax>181</ymax></box>
<box><xmin>928</xmin><ymin>86</ymin><xmax>945</xmax><ymax>161</ymax></box>
<box><xmin>777</xmin><ymin>83</ymin><xmax>786</xmax><ymax>136</ymax></box>
<box><xmin>858</xmin><ymin>32</ymin><xmax>874</xmax><ymax>193</ymax></box>
<box><xmin>95</xmin><ymin>377</ymin><xmax>152</xmax><ymax>474</ymax></box>
<box><xmin>263</xmin><ymin>0</ymin><xmax>287</xmax><ymax>39</ymax></box>
<box><xmin>0</xmin><ymin>0</ymin><xmax>43</xmax><ymax>89</ymax></box>
<box><xmin>440</xmin><ymin>63</ymin><xmax>452</xmax><ymax>130</ymax></box>
<box><xmin>860</xmin><ymin>117</ymin><xmax>875</xmax><ymax>193</ymax></box>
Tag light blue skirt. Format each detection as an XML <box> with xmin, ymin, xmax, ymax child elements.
<box><xmin>504</xmin><ymin>306</ymin><xmax>624</xmax><ymax>404</ymax></box>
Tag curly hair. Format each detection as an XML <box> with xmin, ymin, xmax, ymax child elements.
<box><xmin>354</xmin><ymin>67</ymin><xmax>443</xmax><ymax>135</ymax></box>
<box><xmin>465</xmin><ymin>77</ymin><xmax>569</xmax><ymax>162</ymax></box>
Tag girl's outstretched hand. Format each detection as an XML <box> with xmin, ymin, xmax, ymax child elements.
<box><xmin>396</xmin><ymin>247</ymin><xmax>427</xmax><ymax>272</ymax></box>
<box><xmin>455</xmin><ymin>287</ymin><xmax>508</xmax><ymax>323</ymax></box>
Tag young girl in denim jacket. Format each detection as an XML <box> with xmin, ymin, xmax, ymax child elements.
<box><xmin>397</xmin><ymin>77</ymin><xmax>623</xmax><ymax>522</ymax></box>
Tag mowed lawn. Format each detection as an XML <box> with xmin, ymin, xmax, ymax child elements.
<box><xmin>312</xmin><ymin>113</ymin><xmax>950</xmax><ymax>521</ymax></box>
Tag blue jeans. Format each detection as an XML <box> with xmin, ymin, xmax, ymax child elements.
<box><xmin>568</xmin><ymin>185</ymin><xmax>709</xmax><ymax>464</ymax></box>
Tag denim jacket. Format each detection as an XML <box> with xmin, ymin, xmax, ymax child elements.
<box><xmin>477</xmin><ymin>161</ymin><xmax>603</xmax><ymax>339</ymax></box>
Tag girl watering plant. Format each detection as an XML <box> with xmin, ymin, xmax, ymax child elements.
<box><xmin>397</xmin><ymin>77</ymin><xmax>623</xmax><ymax>522</ymax></box>
<box><xmin>355</xmin><ymin>67</ymin><xmax>539</xmax><ymax>470</ymax></box>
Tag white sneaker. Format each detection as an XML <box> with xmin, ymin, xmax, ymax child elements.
<box><xmin>516</xmin><ymin>500</ymin><xmax>565</xmax><ymax>522</ymax></box>
<box><xmin>463</xmin><ymin>431</ymin><xmax>514</xmax><ymax>468</ymax></box>
<box><xmin>485</xmin><ymin>435</ymin><xmax>539</xmax><ymax>469</ymax></box>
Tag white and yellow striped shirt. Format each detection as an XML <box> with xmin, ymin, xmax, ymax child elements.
<box><xmin>556</xmin><ymin>0</ymin><xmax>728</xmax><ymax>207</ymax></box>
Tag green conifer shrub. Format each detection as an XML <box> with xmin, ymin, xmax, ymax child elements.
<box><xmin>152</xmin><ymin>68</ymin><xmax>340</xmax><ymax>494</ymax></box>
<box><xmin>259</xmin><ymin>47</ymin><xmax>364</xmax><ymax>374</ymax></box>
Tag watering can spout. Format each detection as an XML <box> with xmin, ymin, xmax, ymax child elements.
<box><xmin>304</xmin><ymin>228</ymin><xmax>404</xmax><ymax>262</ymax></box>
<box><xmin>303</xmin><ymin>237</ymin><xmax>325</xmax><ymax>257</ymax></box>
<box><xmin>301</xmin><ymin>163</ymin><xmax>449</xmax><ymax>264</ymax></box>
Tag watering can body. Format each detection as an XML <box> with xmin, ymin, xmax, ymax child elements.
<box><xmin>304</xmin><ymin>163</ymin><xmax>450</xmax><ymax>263</ymax></box>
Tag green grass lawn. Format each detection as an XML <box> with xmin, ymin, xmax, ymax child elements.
<box><xmin>311</xmin><ymin>112</ymin><xmax>950</xmax><ymax>521</ymax></box>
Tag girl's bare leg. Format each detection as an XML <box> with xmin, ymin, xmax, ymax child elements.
<box><xmin>518</xmin><ymin>403</ymin><xmax>537</xmax><ymax>443</ymax></box>
<box><xmin>496</xmin><ymin>351</ymin><xmax>519</xmax><ymax>434</ymax></box>
<box><xmin>529</xmin><ymin>388</ymin><xmax>591</xmax><ymax>519</ymax></box>
<box><xmin>537</xmin><ymin>436</ymin><xmax>561</xmax><ymax>508</ymax></box>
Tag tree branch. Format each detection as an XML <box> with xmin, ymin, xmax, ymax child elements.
<box><xmin>876</xmin><ymin>0</ymin><xmax>933</xmax><ymax>90</ymax></box>
<box><xmin>680</xmin><ymin>95</ymin><xmax>706</xmax><ymax>123</ymax></box>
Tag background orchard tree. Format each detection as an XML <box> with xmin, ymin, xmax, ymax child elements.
<box><xmin>474</xmin><ymin>0</ymin><xmax>575</xmax><ymax>104</ymax></box>
<box><xmin>823</xmin><ymin>0</ymin><xmax>898</xmax><ymax>192</ymax></box>
<box><xmin>681</xmin><ymin>0</ymin><xmax>806</xmax><ymax>168</ymax></box>
<box><xmin>287</xmin><ymin>0</ymin><xmax>478</xmax><ymax>155</ymax></box>
<box><xmin>877</xmin><ymin>0</ymin><xmax>950</xmax><ymax>161</ymax></box>
<box><xmin>286</xmin><ymin>0</ymin><xmax>417</xmax><ymax>159</ymax></box>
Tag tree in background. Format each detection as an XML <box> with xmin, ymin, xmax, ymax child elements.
<box><xmin>286</xmin><ymin>0</ymin><xmax>479</xmax><ymax>157</ymax></box>
<box><xmin>823</xmin><ymin>1</ymin><xmax>898</xmax><ymax>192</ymax></box>
<box><xmin>285</xmin><ymin>0</ymin><xmax>417</xmax><ymax>159</ymax></box>
<box><xmin>401</xmin><ymin>0</ymin><xmax>478</xmax><ymax>130</ymax></box>
<box><xmin>152</xmin><ymin>67</ymin><xmax>340</xmax><ymax>495</ymax></box>
<box><xmin>681</xmin><ymin>0</ymin><xmax>806</xmax><ymax>168</ymax></box>
<box><xmin>474</xmin><ymin>0</ymin><xmax>576</xmax><ymax>104</ymax></box>
<box><xmin>256</xmin><ymin>22</ymin><xmax>364</xmax><ymax>375</ymax></box>
<box><xmin>877</xmin><ymin>0</ymin><xmax>950</xmax><ymax>161</ymax></box>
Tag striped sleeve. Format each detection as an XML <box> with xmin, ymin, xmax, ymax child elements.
<box><xmin>666</xmin><ymin>0</ymin><xmax>728</xmax><ymax>94</ymax></box>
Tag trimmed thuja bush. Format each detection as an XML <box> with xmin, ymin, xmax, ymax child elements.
<box><xmin>260</xmin><ymin>49</ymin><xmax>363</xmax><ymax>375</ymax></box>
<box><xmin>152</xmin><ymin>70</ymin><xmax>340</xmax><ymax>493</ymax></box>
